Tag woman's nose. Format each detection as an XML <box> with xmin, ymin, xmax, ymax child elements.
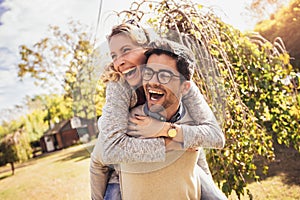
<box><xmin>113</xmin><ymin>57</ymin><xmax>125</xmax><ymax>71</ymax></box>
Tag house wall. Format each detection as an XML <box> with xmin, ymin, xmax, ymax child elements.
<box><xmin>61</xmin><ymin>129</ymin><xmax>79</xmax><ymax>147</ymax></box>
<box><xmin>55</xmin><ymin>133</ymin><xmax>64</xmax><ymax>149</ymax></box>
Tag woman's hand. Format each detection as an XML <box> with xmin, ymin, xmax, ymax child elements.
<box><xmin>127</xmin><ymin>107</ymin><xmax>167</xmax><ymax>138</ymax></box>
<box><xmin>127</xmin><ymin>114</ymin><xmax>167</xmax><ymax>138</ymax></box>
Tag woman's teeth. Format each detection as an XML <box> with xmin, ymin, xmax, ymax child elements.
<box><xmin>122</xmin><ymin>67</ymin><xmax>137</xmax><ymax>78</ymax></box>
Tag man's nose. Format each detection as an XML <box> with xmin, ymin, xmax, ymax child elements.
<box><xmin>148</xmin><ymin>72</ymin><xmax>160</xmax><ymax>84</ymax></box>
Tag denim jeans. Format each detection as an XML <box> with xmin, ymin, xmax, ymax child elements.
<box><xmin>103</xmin><ymin>183</ymin><xmax>122</xmax><ymax>200</ymax></box>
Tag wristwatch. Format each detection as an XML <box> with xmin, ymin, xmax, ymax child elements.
<box><xmin>167</xmin><ymin>123</ymin><xmax>177</xmax><ymax>138</ymax></box>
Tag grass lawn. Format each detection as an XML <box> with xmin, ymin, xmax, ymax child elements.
<box><xmin>0</xmin><ymin>140</ymin><xmax>299</xmax><ymax>200</ymax></box>
<box><xmin>0</xmin><ymin>142</ymin><xmax>94</xmax><ymax>200</ymax></box>
<box><xmin>229</xmin><ymin>143</ymin><xmax>300</xmax><ymax>200</ymax></box>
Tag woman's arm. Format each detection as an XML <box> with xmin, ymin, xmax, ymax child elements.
<box><xmin>180</xmin><ymin>81</ymin><xmax>225</xmax><ymax>149</ymax></box>
<box><xmin>99</xmin><ymin>81</ymin><xmax>166</xmax><ymax>164</ymax></box>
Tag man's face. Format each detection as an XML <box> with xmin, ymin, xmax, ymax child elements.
<box><xmin>143</xmin><ymin>53</ymin><xmax>190</xmax><ymax>118</ymax></box>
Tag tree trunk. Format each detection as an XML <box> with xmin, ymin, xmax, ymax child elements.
<box><xmin>10</xmin><ymin>162</ymin><xmax>15</xmax><ymax>175</ymax></box>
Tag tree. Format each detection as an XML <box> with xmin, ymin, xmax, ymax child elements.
<box><xmin>117</xmin><ymin>0</ymin><xmax>299</xmax><ymax>198</ymax></box>
<box><xmin>0</xmin><ymin>92</ymin><xmax>75</xmax><ymax>169</ymax></box>
<box><xmin>244</xmin><ymin>0</ymin><xmax>289</xmax><ymax>23</ymax></box>
<box><xmin>18</xmin><ymin>21</ymin><xmax>105</xmax><ymax>120</ymax></box>
<box><xmin>29</xmin><ymin>94</ymin><xmax>73</xmax><ymax>129</ymax></box>
<box><xmin>0</xmin><ymin>126</ymin><xmax>32</xmax><ymax>175</ymax></box>
<box><xmin>0</xmin><ymin>136</ymin><xmax>18</xmax><ymax>175</ymax></box>
<box><xmin>255</xmin><ymin>0</ymin><xmax>300</xmax><ymax>69</ymax></box>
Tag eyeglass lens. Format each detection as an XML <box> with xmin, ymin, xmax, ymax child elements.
<box><xmin>143</xmin><ymin>67</ymin><xmax>179</xmax><ymax>84</ymax></box>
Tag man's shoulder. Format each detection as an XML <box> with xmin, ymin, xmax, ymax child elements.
<box><xmin>178</xmin><ymin>105</ymin><xmax>196</xmax><ymax>125</ymax></box>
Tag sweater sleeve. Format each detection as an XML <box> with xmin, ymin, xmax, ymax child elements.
<box><xmin>98</xmin><ymin>81</ymin><xmax>166</xmax><ymax>164</ymax></box>
<box><xmin>181</xmin><ymin>81</ymin><xmax>225</xmax><ymax>149</ymax></box>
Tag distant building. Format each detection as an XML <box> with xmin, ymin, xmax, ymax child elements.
<box><xmin>40</xmin><ymin>118</ymin><xmax>97</xmax><ymax>152</ymax></box>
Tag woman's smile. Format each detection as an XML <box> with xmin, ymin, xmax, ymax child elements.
<box><xmin>122</xmin><ymin>67</ymin><xmax>137</xmax><ymax>79</ymax></box>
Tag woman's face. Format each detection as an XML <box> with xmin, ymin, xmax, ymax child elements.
<box><xmin>109</xmin><ymin>33</ymin><xmax>146</xmax><ymax>87</ymax></box>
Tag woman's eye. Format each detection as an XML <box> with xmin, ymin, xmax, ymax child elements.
<box><xmin>111</xmin><ymin>54</ymin><xmax>117</xmax><ymax>60</ymax></box>
<box><xmin>123</xmin><ymin>48</ymin><xmax>131</xmax><ymax>53</ymax></box>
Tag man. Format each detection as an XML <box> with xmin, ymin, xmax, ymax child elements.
<box><xmin>118</xmin><ymin>39</ymin><xmax>227</xmax><ymax>199</ymax></box>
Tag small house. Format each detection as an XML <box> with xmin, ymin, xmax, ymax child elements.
<box><xmin>40</xmin><ymin>118</ymin><xmax>97</xmax><ymax>152</ymax></box>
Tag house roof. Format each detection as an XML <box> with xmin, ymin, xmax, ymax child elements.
<box><xmin>44</xmin><ymin>120</ymin><xmax>70</xmax><ymax>135</ymax></box>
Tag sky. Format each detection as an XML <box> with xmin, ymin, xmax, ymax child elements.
<box><xmin>0</xmin><ymin>0</ymin><xmax>271</xmax><ymax>119</ymax></box>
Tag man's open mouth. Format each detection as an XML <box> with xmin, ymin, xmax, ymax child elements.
<box><xmin>148</xmin><ymin>89</ymin><xmax>164</xmax><ymax>101</ymax></box>
<box><xmin>122</xmin><ymin>67</ymin><xmax>137</xmax><ymax>79</ymax></box>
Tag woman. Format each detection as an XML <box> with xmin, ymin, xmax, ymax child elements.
<box><xmin>90</xmin><ymin>21</ymin><xmax>226</xmax><ymax>200</ymax></box>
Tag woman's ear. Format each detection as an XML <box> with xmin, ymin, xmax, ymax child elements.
<box><xmin>180</xmin><ymin>81</ymin><xmax>191</xmax><ymax>95</ymax></box>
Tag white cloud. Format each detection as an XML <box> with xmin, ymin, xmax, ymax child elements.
<box><xmin>0</xmin><ymin>0</ymin><xmax>100</xmax><ymax>50</ymax></box>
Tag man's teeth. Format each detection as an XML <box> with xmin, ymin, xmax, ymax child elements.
<box><xmin>149</xmin><ymin>89</ymin><xmax>164</xmax><ymax>101</ymax></box>
<box><xmin>149</xmin><ymin>89</ymin><xmax>163</xmax><ymax>95</ymax></box>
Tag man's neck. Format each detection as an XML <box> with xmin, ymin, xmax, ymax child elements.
<box><xmin>165</xmin><ymin>104</ymin><xmax>179</xmax><ymax>122</ymax></box>
<box><xmin>143</xmin><ymin>103</ymin><xmax>185</xmax><ymax>123</ymax></box>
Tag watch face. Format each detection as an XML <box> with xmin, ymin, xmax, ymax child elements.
<box><xmin>168</xmin><ymin>128</ymin><xmax>177</xmax><ymax>138</ymax></box>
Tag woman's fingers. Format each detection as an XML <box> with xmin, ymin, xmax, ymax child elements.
<box><xmin>134</xmin><ymin>115</ymin><xmax>146</xmax><ymax>120</ymax></box>
<box><xmin>127</xmin><ymin>131</ymin><xmax>141</xmax><ymax>137</ymax></box>
<box><xmin>129</xmin><ymin>117</ymin><xmax>139</xmax><ymax>124</ymax></box>
<box><xmin>129</xmin><ymin>116</ymin><xmax>148</xmax><ymax>125</ymax></box>
<box><xmin>127</xmin><ymin>123</ymin><xmax>136</xmax><ymax>131</ymax></box>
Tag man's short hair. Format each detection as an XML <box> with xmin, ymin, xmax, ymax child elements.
<box><xmin>144</xmin><ymin>39</ymin><xmax>195</xmax><ymax>81</ymax></box>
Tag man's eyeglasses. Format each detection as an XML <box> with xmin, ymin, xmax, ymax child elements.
<box><xmin>142</xmin><ymin>66</ymin><xmax>181</xmax><ymax>84</ymax></box>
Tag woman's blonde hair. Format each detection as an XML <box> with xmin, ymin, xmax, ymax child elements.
<box><xmin>101</xmin><ymin>22</ymin><xmax>150</xmax><ymax>83</ymax></box>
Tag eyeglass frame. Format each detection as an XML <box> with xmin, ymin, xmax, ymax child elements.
<box><xmin>142</xmin><ymin>66</ymin><xmax>183</xmax><ymax>84</ymax></box>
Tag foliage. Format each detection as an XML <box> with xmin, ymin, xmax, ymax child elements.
<box><xmin>255</xmin><ymin>0</ymin><xmax>300</xmax><ymax>69</ymax></box>
<box><xmin>244</xmin><ymin>0</ymin><xmax>290</xmax><ymax>22</ymax></box>
<box><xmin>118</xmin><ymin>0</ymin><xmax>300</xmax><ymax>198</ymax></box>
<box><xmin>41</xmin><ymin>94</ymin><xmax>73</xmax><ymax>127</ymax></box>
<box><xmin>0</xmin><ymin>137</ymin><xmax>18</xmax><ymax>166</ymax></box>
<box><xmin>0</xmin><ymin>94</ymin><xmax>68</xmax><ymax>142</ymax></box>
<box><xmin>0</xmin><ymin>127</ymin><xmax>32</xmax><ymax>170</ymax></box>
<box><xmin>18</xmin><ymin>21</ymin><xmax>106</xmax><ymax>119</ymax></box>
<box><xmin>1</xmin><ymin>19</ymin><xmax>107</xmax><ymax>170</ymax></box>
<box><xmin>0</xmin><ymin>92</ymin><xmax>76</xmax><ymax>167</ymax></box>
<box><xmin>0</xmin><ymin>119</ymin><xmax>24</xmax><ymax>140</ymax></box>
<box><xmin>94</xmin><ymin>79</ymin><xmax>106</xmax><ymax>117</ymax></box>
